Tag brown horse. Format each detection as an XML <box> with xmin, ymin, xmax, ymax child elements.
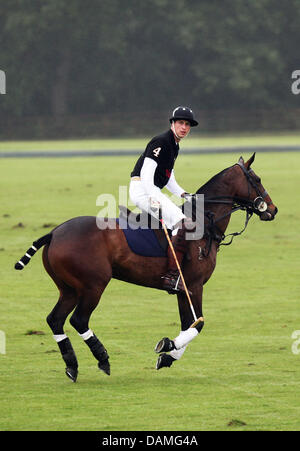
<box><xmin>15</xmin><ymin>153</ymin><xmax>277</xmax><ymax>382</ymax></box>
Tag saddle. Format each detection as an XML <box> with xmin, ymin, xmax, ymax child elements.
<box><xmin>118</xmin><ymin>206</ymin><xmax>171</xmax><ymax>257</ymax></box>
<box><xmin>118</xmin><ymin>206</ymin><xmax>192</xmax><ymax>295</ymax></box>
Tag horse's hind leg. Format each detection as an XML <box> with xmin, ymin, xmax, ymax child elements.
<box><xmin>46</xmin><ymin>287</ymin><xmax>78</xmax><ymax>382</ymax></box>
<box><xmin>69</xmin><ymin>286</ymin><xmax>110</xmax><ymax>376</ymax></box>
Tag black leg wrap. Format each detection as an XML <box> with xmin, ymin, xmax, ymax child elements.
<box><xmin>57</xmin><ymin>338</ymin><xmax>78</xmax><ymax>382</ymax></box>
<box><xmin>156</xmin><ymin>353</ymin><xmax>176</xmax><ymax>370</ymax></box>
<box><xmin>85</xmin><ymin>335</ymin><xmax>110</xmax><ymax>375</ymax></box>
<box><xmin>85</xmin><ymin>335</ymin><xmax>109</xmax><ymax>362</ymax></box>
<box><xmin>195</xmin><ymin>321</ymin><xmax>204</xmax><ymax>333</ymax></box>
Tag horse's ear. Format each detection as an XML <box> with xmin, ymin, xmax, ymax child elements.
<box><xmin>245</xmin><ymin>152</ymin><xmax>256</xmax><ymax>170</ymax></box>
<box><xmin>238</xmin><ymin>156</ymin><xmax>244</xmax><ymax>165</ymax></box>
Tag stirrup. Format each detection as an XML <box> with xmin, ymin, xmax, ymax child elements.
<box><xmin>161</xmin><ymin>274</ymin><xmax>192</xmax><ymax>295</ymax></box>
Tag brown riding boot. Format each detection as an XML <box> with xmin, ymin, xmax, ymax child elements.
<box><xmin>161</xmin><ymin>224</ymin><xmax>192</xmax><ymax>295</ymax></box>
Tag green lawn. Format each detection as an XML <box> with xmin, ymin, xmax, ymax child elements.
<box><xmin>0</xmin><ymin>140</ymin><xmax>299</xmax><ymax>431</ymax></box>
<box><xmin>0</xmin><ymin>131</ymin><xmax>300</xmax><ymax>153</ymax></box>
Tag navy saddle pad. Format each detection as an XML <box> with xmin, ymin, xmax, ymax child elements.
<box><xmin>117</xmin><ymin>215</ymin><xmax>169</xmax><ymax>258</ymax></box>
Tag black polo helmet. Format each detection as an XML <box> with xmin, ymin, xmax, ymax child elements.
<box><xmin>169</xmin><ymin>106</ymin><xmax>198</xmax><ymax>127</ymax></box>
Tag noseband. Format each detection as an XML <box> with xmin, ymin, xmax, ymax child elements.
<box><xmin>237</xmin><ymin>161</ymin><xmax>269</xmax><ymax>213</ymax></box>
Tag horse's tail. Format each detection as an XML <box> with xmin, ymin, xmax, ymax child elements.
<box><xmin>14</xmin><ymin>233</ymin><xmax>52</xmax><ymax>270</ymax></box>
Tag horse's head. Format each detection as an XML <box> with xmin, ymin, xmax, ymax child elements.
<box><xmin>236</xmin><ymin>153</ymin><xmax>278</xmax><ymax>221</ymax></box>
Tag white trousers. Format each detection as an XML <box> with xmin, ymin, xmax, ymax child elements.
<box><xmin>129</xmin><ymin>180</ymin><xmax>186</xmax><ymax>230</ymax></box>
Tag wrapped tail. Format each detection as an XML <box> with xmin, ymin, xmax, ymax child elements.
<box><xmin>15</xmin><ymin>233</ymin><xmax>52</xmax><ymax>270</ymax></box>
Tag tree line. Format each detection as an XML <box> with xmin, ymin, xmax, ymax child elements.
<box><xmin>1</xmin><ymin>0</ymin><xmax>299</xmax><ymax>122</ymax></box>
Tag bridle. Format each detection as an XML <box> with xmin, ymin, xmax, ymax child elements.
<box><xmin>192</xmin><ymin>162</ymin><xmax>271</xmax><ymax>256</ymax></box>
<box><xmin>237</xmin><ymin>161</ymin><xmax>270</xmax><ymax>214</ymax></box>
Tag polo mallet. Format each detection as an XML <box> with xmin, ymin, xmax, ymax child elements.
<box><xmin>151</xmin><ymin>199</ymin><xmax>203</xmax><ymax>328</ymax></box>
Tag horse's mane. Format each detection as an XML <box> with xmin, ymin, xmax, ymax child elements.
<box><xmin>181</xmin><ymin>166</ymin><xmax>233</xmax><ymax>221</ymax></box>
<box><xmin>196</xmin><ymin>166</ymin><xmax>232</xmax><ymax>195</ymax></box>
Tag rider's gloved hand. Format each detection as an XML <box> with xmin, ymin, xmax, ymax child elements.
<box><xmin>181</xmin><ymin>192</ymin><xmax>195</xmax><ymax>202</ymax></box>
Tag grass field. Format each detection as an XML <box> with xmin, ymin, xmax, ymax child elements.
<box><xmin>1</xmin><ymin>131</ymin><xmax>300</xmax><ymax>153</ymax></box>
<box><xmin>0</xmin><ymin>134</ymin><xmax>300</xmax><ymax>431</ymax></box>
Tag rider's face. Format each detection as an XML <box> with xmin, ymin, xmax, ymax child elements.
<box><xmin>172</xmin><ymin>120</ymin><xmax>191</xmax><ymax>140</ymax></box>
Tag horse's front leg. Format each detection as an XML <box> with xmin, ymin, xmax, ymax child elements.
<box><xmin>155</xmin><ymin>285</ymin><xmax>204</xmax><ymax>370</ymax></box>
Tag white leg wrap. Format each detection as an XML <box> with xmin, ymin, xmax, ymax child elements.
<box><xmin>79</xmin><ymin>329</ymin><xmax>94</xmax><ymax>341</ymax></box>
<box><xmin>174</xmin><ymin>328</ymin><xmax>198</xmax><ymax>350</ymax></box>
<box><xmin>53</xmin><ymin>334</ymin><xmax>67</xmax><ymax>343</ymax></box>
<box><xmin>170</xmin><ymin>331</ymin><xmax>187</xmax><ymax>359</ymax></box>
<box><xmin>170</xmin><ymin>345</ymin><xmax>187</xmax><ymax>360</ymax></box>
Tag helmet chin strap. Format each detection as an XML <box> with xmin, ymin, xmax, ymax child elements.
<box><xmin>171</xmin><ymin>121</ymin><xmax>190</xmax><ymax>141</ymax></box>
<box><xmin>171</xmin><ymin>121</ymin><xmax>181</xmax><ymax>141</ymax></box>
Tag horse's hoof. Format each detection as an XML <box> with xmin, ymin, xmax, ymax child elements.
<box><xmin>65</xmin><ymin>367</ymin><xmax>78</xmax><ymax>382</ymax></box>
<box><xmin>156</xmin><ymin>353</ymin><xmax>176</xmax><ymax>370</ymax></box>
<box><xmin>154</xmin><ymin>337</ymin><xmax>176</xmax><ymax>354</ymax></box>
<box><xmin>98</xmin><ymin>359</ymin><xmax>110</xmax><ymax>376</ymax></box>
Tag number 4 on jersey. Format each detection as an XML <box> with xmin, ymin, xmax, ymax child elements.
<box><xmin>153</xmin><ymin>147</ymin><xmax>161</xmax><ymax>157</ymax></box>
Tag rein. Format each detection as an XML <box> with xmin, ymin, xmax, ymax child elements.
<box><xmin>201</xmin><ymin>196</ymin><xmax>254</xmax><ymax>256</ymax></box>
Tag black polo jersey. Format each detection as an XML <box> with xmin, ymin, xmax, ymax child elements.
<box><xmin>131</xmin><ymin>129</ymin><xmax>179</xmax><ymax>189</ymax></box>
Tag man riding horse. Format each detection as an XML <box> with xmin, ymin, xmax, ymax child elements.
<box><xmin>15</xmin><ymin>149</ymin><xmax>278</xmax><ymax>380</ymax></box>
<box><xmin>130</xmin><ymin>106</ymin><xmax>199</xmax><ymax>295</ymax></box>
